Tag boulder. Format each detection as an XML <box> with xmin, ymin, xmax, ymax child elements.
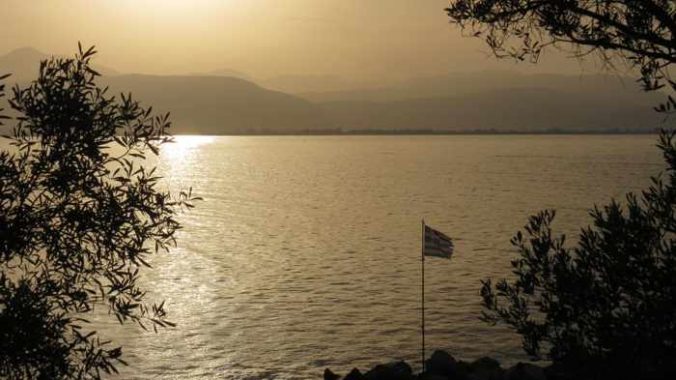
<box><xmin>418</xmin><ymin>374</ymin><xmax>450</xmax><ymax>380</ymax></box>
<box><xmin>469</xmin><ymin>357</ymin><xmax>501</xmax><ymax>372</ymax></box>
<box><xmin>543</xmin><ymin>362</ymin><xmax>568</xmax><ymax>380</ymax></box>
<box><xmin>324</xmin><ymin>368</ymin><xmax>340</xmax><ymax>380</ymax></box>
<box><xmin>365</xmin><ymin>361</ymin><xmax>414</xmax><ymax>380</ymax></box>
<box><xmin>426</xmin><ymin>350</ymin><xmax>459</xmax><ymax>378</ymax></box>
<box><xmin>344</xmin><ymin>368</ymin><xmax>366</xmax><ymax>380</ymax></box>
<box><xmin>467</xmin><ymin>370</ymin><xmax>503</xmax><ymax>380</ymax></box>
<box><xmin>504</xmin><ymin>363</ymin><xmax>546</xmax><ymax>380</ymax></box>
<box><xmin>468</xmin><ymin>357</ymin><xmax>503</xmax><ymax>380</ymax></box>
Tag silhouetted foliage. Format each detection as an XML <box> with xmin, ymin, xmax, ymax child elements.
<box><xmin>445</xmin><ymin>2</ymin><xmax>676</xmax><ymax>376</ymax></box>
<box><xmin>446</xmin><ymin>0</ymin><xmax>676</xmax><ymax>113</ymax></box>
<box><xmin>0</xmin><ymin>45</ymin><xmax>199</xmax><ymax>379</ymax></box>
<box><xmin>480</xmin><ymin>132</ymin><xmax>676</xmax><ymax>378</ymax></box>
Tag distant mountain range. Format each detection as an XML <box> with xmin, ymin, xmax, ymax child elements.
<box><xmin>102</xmin><ymin>75</ymin><xmax>325</xmax><ymax>134</ymax></box>
<box><xmin>312</xmin><ymin>73</ymin><xmax>662</xmax><ymax>132</ymax></box>
<box><xmin>0</xmin><ymin>47</ymin><xmax>664</xmax><ymax>134</ymax></box>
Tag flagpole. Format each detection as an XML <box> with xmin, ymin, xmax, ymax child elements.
<box><xmin>421</xmin><ymin>219</ymin><xmax>426</xmax><ymax>373</ymax></box>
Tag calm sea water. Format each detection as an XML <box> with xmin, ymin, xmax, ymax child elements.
<box><xmin>94</xmin><ymin>135</ymin><xmax>662</xmax><ymax>379</ymax></box>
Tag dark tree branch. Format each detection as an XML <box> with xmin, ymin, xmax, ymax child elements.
<box><xmin>447</xmin><ymin>0</ymin><xmax>676</xmax><ymax>90</ymax></box>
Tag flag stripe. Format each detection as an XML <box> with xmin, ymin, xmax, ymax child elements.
<box><xmin>423</xmin><ymin>225</ymin><xmax>454</xmax><ymax>259</ymax></box>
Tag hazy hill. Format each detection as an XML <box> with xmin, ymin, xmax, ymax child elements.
<box><xmin>0</xmin><ymin>48</ymin><xmax>328</xmax><ymax>134</ymax></box>
<box><xmin>260</xmin><ymin>74</ymin><xmax>364</xmax><ymax>94</ymax></box>
<box><xmin>300</xmin><ymin>71</ymin><xmax>649</xmax><ymax>102</ymax></box>
<box><xmin>0</xmin><ymin>48</ymin><xmax>664</xmax><ymax>134</ymax></box>
<box><xmin>102</xmin><ymin>75</ymin><xmax>328</xmax><ymax>134</ymax></box>
<box><xmin>319</xmin><ymin>87</ymin><xmax>660</xmax><ymax>132</ymax></box>
<box><xmin>197</xmin><ymin>68</ymin><xmax>253</xmax><ymax>81</ymax></box>
<box><xmin>304</xmin><ymin>72</ymin><xmax>662</xmax><ymax>132</ymax></box>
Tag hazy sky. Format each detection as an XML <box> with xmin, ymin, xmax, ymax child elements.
<box><xmin>1</xmin><ymin>0</ymin><xmax>616</xmax><ymax>83</ymax></box>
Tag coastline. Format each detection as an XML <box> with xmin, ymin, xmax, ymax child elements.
<box><xmin>169</xmin><ymin>128</ymin><xmax>661</xmax><ymax>136</ymax></box>
<box><xmin>323</xmin><ymin>350</ymin><xmax>549</xmax><ymax>380</ymax></box>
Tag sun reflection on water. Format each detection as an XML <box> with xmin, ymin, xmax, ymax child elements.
<box><xmin>161</xmin><ymin>135</ymin><xmax>216</xmax><ymax>162</ymax></box>
<box><xmin>104</xmin><ymin>135</ymin><xmax>663</xmax><ymax>379</ymax></box>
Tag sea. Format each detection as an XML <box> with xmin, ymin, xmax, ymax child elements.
<box><xmin>84</xmin><ymin>134</ymin><xmax>662</xmax><ymax>379</ymax></box>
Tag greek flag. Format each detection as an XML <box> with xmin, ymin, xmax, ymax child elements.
<box><xmin>423</xmin><ymin>225</ymin><xmax>454</xmax><ymax>259</ymax></box>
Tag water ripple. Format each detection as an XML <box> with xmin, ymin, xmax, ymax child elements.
<box><xmin>96</xmin><ymin>135</ymin><xmax>660</xmax><ymax>379</ymax></box>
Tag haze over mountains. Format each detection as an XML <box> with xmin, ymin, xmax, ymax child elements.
<box><xmin>0</xmin><ymin>48</ymin><xmax>662</xmax><ymax>134</ymax></box>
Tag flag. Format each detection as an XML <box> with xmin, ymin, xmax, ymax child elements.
<box><xmin>423</xmin><ymin>224</ymin><xmax>454</xmax><ymax>259</ymax></box>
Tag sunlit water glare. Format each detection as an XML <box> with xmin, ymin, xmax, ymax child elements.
<box><xmin>93</xmin><ymin>135</ymin><xmax>662</xmax><ymax>379</ymax></box>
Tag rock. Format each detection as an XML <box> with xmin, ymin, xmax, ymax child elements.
<box><xmin>324</xmin><ymin>368</ymin><xmax>340</xmax><ymax>380</ymax></box>
<box><xmin>418</xmin><ymin>374</ymin><xmax>450</xmax><ymax>380</ymax></box>
<box><xmin>543</xmin><ymin>362</ymin><xmax>568</xmax><ymax>380</ymax></box>
<box><xmin>365</xmin><ymin>361</ymin><xmax>414</xmax><ymax>380</ymax></box>
<box><xmin>467</xmin><ymin>370</ymin><xmax>503</xmax><ymax>380</ymax></box>
<box><xmin>456</xmin><ymin>361</ymin><xmax>472</xmax><ymax>378</ymax></box>
<box><xmin>468</xmin><ymin>357</ymin><xmax>503</xmax><ymax>380</ymax></box>
<box><xmin>504</xmin><ymin>363</ymin><xmax>546</xmax><ymax>380</ymax></box>
<box><xmin>470</xmin><ymin>357</ymin><xmax>501</xmax><ymax>372</ymax></box>
<box><xmin>344</xmin><ymin>368</ymin><xmax>365</xmax><ymax>380</ymax></box>
<box><xmin>426</xmin><ymin>350</ymin><xmax>459</xmax><ymax>378</ymax></box>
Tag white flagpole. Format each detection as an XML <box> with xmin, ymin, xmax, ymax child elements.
<box><xmin>421</xmin><ymin>219</ymin><xmax>426</xmax><ymax>373</ymax></box>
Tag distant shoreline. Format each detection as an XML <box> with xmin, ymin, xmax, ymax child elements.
<box><xmin>0</xmin><ymin>128</ymin><xmax>661</xmax><ymax>138</ymax></box>
<box><xmin>172</xmin><ymin>128</ymin><xmax>660</xmax><ymax>136</ymax></box>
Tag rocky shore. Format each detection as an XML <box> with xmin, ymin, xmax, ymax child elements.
<box><xmin>323</xmin><ymin>350</ymin><xmax>549</xmax><ymax>380</ymax></box>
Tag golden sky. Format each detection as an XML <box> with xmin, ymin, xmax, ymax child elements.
<box><xmin>1</xmin><ymin>0</ymin><xmax>614</xmax><ymax>83</ymax></box>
